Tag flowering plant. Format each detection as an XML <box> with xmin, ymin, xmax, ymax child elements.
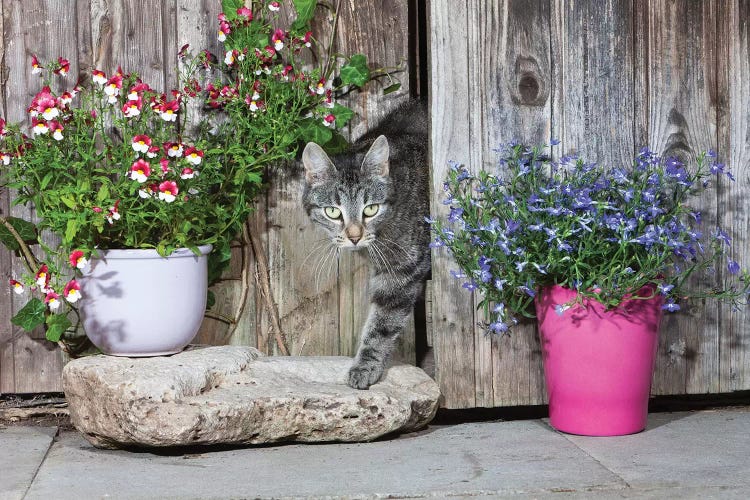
<box><xmin>0</xmin><ymin>56</ymin><xmax>240</xmax><ymax>344</ymax></box>
<box><xmin>430</xmin><ymin>143</ymin><xmax>750</xmax><ymax>334</ymax></box>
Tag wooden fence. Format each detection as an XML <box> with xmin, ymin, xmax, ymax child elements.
<box><xmin>430</xmin><ymin>0</ymin><xmax>750</xmax><ymax>408</ymax></box>
<box><xmin>0</xmin><ymin>0</ymin><xmax>415</xmax><ymax>393</ymax></box>
<box><xmin>2</xmin><ymin>0</ymin><xmax>750</xmax><ymax>411</ymax></box>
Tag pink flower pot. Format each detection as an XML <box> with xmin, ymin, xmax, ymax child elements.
<box><xmin>535</xmin><ymin>285</ymin><xmax>663</xmax><ymax>436</ymax></box>
<box><xmin>79</xmin><ymin>245</ymin><xmax>211</xmax><ymax>357</ymax></box>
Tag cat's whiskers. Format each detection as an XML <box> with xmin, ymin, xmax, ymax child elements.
<box><xmin>300</xmin><ymin>237</ymin><xmax>336</xmax><ymax>270</ymax></box>
<box><xmin>376</xmin><ymin>236</ymin><xmax>414</xmax><ymax>260</ymax></box>
<box><xmin>314</xmin><ymin>243</ymin><xmax>341</xmax><ymax>293</ymax></box>
<box><xmin>369</xmin><ymin>240</ymin><xmax>408</xmax><ymax>288</ymax></box>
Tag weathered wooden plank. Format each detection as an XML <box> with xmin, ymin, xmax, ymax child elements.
<box><xmin>717</xmin><ymin>0</ymin><xmax>750</xmax><ymax>393</ymax></box>
<box><xmin>429</xmin><ymin>0</ymin><xmax>476</xmax><ymax>408</ymax></box>
<box><xmin>90</xmin><ymin>0</ymin><xmax>169</xmax><ymax>88</ymax></box>
<box><xmin>642</xmin><ymin>0</ymin><xmax>720</xmax><ymax>395</ymax></box>
<box><xmin>2</xmin><ymin>0</ymin><xmax>83</xmax><ymax>392</ymax></box>
<box><xmin>0</xmin><ymin>0</ymin><xmax>13</xmax><ymax>394</ymax></box>
<box><xmin>551</xmin><ymin>0</ymin><xmax>636</xmax><ymax>168</ymax></box>
<box><xmin>476</xmin><ymin>0</ymin><xmax>550</xmax><ymax>407</ymax></box>
<box><xmin>334</xmin><ymin>0</ymin><xmax>414</xmax><ymax>364</ymax></box>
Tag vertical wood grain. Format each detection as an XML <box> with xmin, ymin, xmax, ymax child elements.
<box><xmin>2</xmin><ymin>0</ymin><xmax>83</xmax><ymax>392</ymax></box>
<box><xmin>643</xmin><ymin>0</ymin><xmax>720</xmax><ymax>395</ymax></box>
<box><xmin>482</xmin><ymin>0</ymin><xmax>551</xmax><ymax>407</ymax></box>
<box><xmin>429</xmin><ymin>0</ymin><xmax>476</xmax><ymax>408</ymax></box>
<box><xmin>334</xmin><ymin>0</ymin><xmax>414</xmax><ymax>364</ymax></box>
<box><xmin>0</xmin><ymin>0</ymin><xmax>13</xmax><ymax>393</ymax></box>
<box><xmin>717</xmin><ymin>0</ymin><xmax>750</xmax><ymax>393</ymax></box>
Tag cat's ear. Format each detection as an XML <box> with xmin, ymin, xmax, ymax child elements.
<box><xmin>361</xmin><ymin>135</ymin><xmax>389</xmax><ymax>178</ymax></box>
<box><xmin>302</xmin><ymin>142</ymin><xmax>335</xmax><ymax>184</ymax></box>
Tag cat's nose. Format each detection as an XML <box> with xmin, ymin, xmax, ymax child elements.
<box><xmin>345</xmin><ymin>224</ymin><xmax>363</xmax><ymax>245</ymax></box>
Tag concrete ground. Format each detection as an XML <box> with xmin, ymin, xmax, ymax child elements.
<box><xmin>2</xmin><ymin>406</ymin><xmax>750</xmax><ymax>499</ymax></box>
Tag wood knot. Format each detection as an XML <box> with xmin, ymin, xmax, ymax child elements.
<box><xmin>510</xmin><ymin>56</ymin><xmax>548</xmax><ymax>107</ymax></box>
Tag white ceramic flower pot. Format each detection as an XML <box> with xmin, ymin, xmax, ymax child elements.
<box><xmin>79</xmin><ymin>245</ymin><xmax>212</xmax><ymax>356</ymax></box>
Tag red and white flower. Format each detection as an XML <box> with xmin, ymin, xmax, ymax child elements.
<box><xmin>106</xmin><ymin>201</ymin><xmax>121</xmax><ymax>224</ymax></box>
<box><xmin>59</xmin><ymin>91</ymin><xmax>74</xmax><ymax>106</ymax></box>
<box><xmin>237</xmin><ymin>6</ymin><xmax>253</xmax><ymax>20</ymax></box>
<box><xmin>268</xmin><ymin>1</ymin><xmax>280</xmax><ymax>12</ymax></box>
<box><xmin>129</xmin><ymin>159</ymin><xmax>151</xmax><ymax>183</ymax></box>
<box><xmin>63</xmin><ymin>280</ymin><xmax>82</xmax><ymax>304</ymax></box>
<box><xmin>69</xmin><ymin>250</ymin><xmax>88</xmax><ymax>270</ymax></box>
<box><xmin>127</xmin><ymin>82</ymin><xmax>150</xmax><ymax>101</ymax></box>
<box><xmin>180</xmin><ymin>167</ymin><xmax>197</xmax><ymax>179</ymax></box>
<box><xmin>1</xmin><ymin>152</ymin><xmax>11</xmax><ymax>165</ymax></box>
<box><xmin>158</xmin><ymin>180</ymin><xmax>178</xmax><ymax>203</ymax></box>
<box><xmin>0</xmin><ymin>118</ymin><xmax>7</xmax><ymax>136</ymax></box>
<box><xmin>35</xmin><ymin>264</ymin><xmax>50</xmax><ymax>290</ymax></box>
<box><xmin>224</xmin><ymin>49</ymin><xmax>238</xmax><ymax>67</ymax></box>
<box><xmin>9</xmin><ymin>279</ymin><xmax>24</xmax><ymax>295</ymax></box>
<box><xmin>139</xmin><ymin>183</ymin><xmax>157</xmax><ymax>199</ymax></box>
<box><xmin>302</xmin><ymin>31</ymin><xmax>313</xmax><ymax>48</ymax></box>
<box><xmin>322</xmin><ymin>114</ymin><xmax>336</xmax><ymax>127</ymax></box>
<box><xmin>122</xmin><ymin>98</ymin><xmax>142</xmax><ymax>117</ymax></box>
<box><xmin>184</xmin><ymin>147</ymin><xmax>203</xmax><ymax>166</ymax></box>
<box><xmin>55</xmin><ymin>57</ymin><xmax>70</xmax><ymax>76</ymax></box>
<box><xmin>45</xmin><ymin>291</ymin><xmax>61</xmax><ymax>311</ymax></box>
<box><xmin>35</xmin><ymin>93</ymin><xmax>60</xmax><ymax>121</ymax></box>
<box><xmin>31</xmin><ymin>55</ymin><xmax>42</xmax><ymax>75</ymax></box>
<box><xmin>92</xmin><ymin>69</ymin><xmax>107</xmax><ymax>86</ymax></box>
<box><xmin>131</xmin><ymin>134</ymin><xmax>152</xmax><ymax>153</ymax></box>
<box><xmin>104</xmin><ymin>73</ymin><xmax>123</xmax><ymax>103</ymax></box>
<box><xmin>159</xmin><ymin>100</ymin><xmax>179</xmax><ymax>122</ymax></box>
<box><xmin>147</xmin><ymin>145</ymin><xmax>160</xmax><ymax>158</ymax></box>
<box><xmin>312</xmin><ymin>78</ymin><xmax>328</xmax><ymax>96</ymax></box>
<box><xmin>49</xmin><ymin>121</ymin><xmax>64</xmax><ymax>141</ymax></box>
<box><xmin>271</xmin><ymin>29</ymin><xmax>285</xmax><ymax>51</ymax></box>
<box><xmin>218</xmin><ymin>20</ymin><xmax>231</xmax><ymax>42</ymax></box>
<box><xmin>159</xmin><ymin>158</ymin><xmax>170</xmax><ymax>175</ymax></box>
<box><xmin>165</xmin><ymin>142</ymin><xmax>183</xmax><ymax>158</ymax></box>
<box><xmin>32</xmin><ymin>118</ymin><xmax>49</xmax><ymax>136</ymax></box>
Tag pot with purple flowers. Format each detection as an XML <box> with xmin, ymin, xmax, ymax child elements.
<box><xmin>431</xmin><ymin>143</ymin><xmax>749</xmax><ymax>436</ymax></box>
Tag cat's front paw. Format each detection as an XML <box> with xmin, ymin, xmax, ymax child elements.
<box><xmin>347</xmin><ymin>362</ymin><xmax>384</xmax><ymax>390</ymax></box>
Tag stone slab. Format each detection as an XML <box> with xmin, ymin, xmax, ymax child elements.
<box><xmin>25</xmin><ymin>421</ymin><xmax>625</xmax><ymax>499</ymax></box>
<box><xmin>0</xmin><ymin>426</ymin><xmax>56</xmax><ymax>500</ymax></box>
<box><xmin>62</xmin><ymin>346</ymin><xmax>440</xmax><ymax>449</ymax></box>
<box><xmin>565</xmin><ymin>407</ymin><xmax>750</xmax><ymax>490</ymax></box>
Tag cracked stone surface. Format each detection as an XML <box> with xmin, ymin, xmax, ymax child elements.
<box><xmin>62</xmin><ymin>346</ymin><xmax>440</xmax><ymax>449</ymax></box>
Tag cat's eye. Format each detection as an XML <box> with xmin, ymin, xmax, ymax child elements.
<box><xmin>363</xmin><ymin>204</ymin><xmax>380</xmax><ymax>217</ymax></box>
<box><xmin>324</xmin><ymin>206</ymin><xmax>342</xmax><ymax>220</ymax></box>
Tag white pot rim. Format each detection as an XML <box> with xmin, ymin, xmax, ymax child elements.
<box><xmin>92</xmin><ymin>244</ymin><xmax>213</xmax><ymax>260</ymax></box>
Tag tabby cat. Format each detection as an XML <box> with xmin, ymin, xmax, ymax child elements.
<box><xmin>301</xmin><ymin>100</ymin><xmax>430</xmax><ymax>389</ymax></box>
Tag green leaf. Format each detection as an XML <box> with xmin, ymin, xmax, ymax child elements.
<box><xmin>60</xmin><ymin>195</ymin><xmax>77</xmax><ymax>209</ymax></box>
<box><xmin>221</xmin><ymin>0</ymin><xmax>243</xmax><ymax>21</ymax></box>
<box><xmin>339</xmin><ymin>54</ymin><xmax>370</xmax><ymax>87</ymax></box>
<box><xmin>96</xmin><ymin>184</ymin><xmax>110</xmax><ymax>203</ymax></box>
<box><xmin>40</xmin><ymin>172</ymin><xmax>54</xmax><ymax>190</ymax></box>
<box><xmin>298</xmin><ymin>118</ymin><xmax>333</xmax><ymax>145</ymax></box>
<box><xmin>383</xmin><ymin>82</ymin><xmax>402</xmax><ymax>95</ymax></box>
<box><xmin>0</xmin><ymin>217</ymin><xmax>38</xmax><ymax>251</ymax></box>
<box><xmin>291</xmin><ymin>0</ymin><xmax>317</xmax><ymax>30</ymax></box>
<box><xmin>11</xmin><ymin>298</ymin><xmax>46</xmax><ymax>332</ymax></box>
<box><xmin>45</xmin><ymin>314</ymin><xmax>72</xmax><ymax>342</ymax></box>
<box><xmin>331</xmin><ymin>104</ymin><xmax>355</xmax><ymax>128</ymax></box>
<box><xmin>65</xmin><ymin>219</ymin><xmax>79</xmax><ymax>244</ymax></box>
<box><xmin>206</xmin><ymin>290</ymin><xmax>216</xmax><ymax>310</ymax></box>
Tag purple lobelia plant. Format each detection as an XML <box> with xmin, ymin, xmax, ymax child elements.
<box><xmin>429</xmin><ymin>142</ymin><xmax>750</xmax><ymax>333</ymax></box>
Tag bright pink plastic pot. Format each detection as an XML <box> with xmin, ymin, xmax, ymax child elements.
<box><xmin>535</xmin><ymin>285</ymin><xmax>663</xmax><ymax>436</ymax></box>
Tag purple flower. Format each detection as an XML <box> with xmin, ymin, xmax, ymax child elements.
<box><xmin>494</xmin><ymin>278</ymin><xmax>507</xmax><ymax>290</ymax></box>
<box><xmin>450</xmin><ymin>270</ymin><xmax>467</xmax><ymax>279</ymax></box>
<box><xmin>488</xmin><ymin>320</ymin><xmax>509</xmax><ymax>334</ymax></box>
<box><xmin>448</xmin><ymin>207</ymin><xmax>464</xmax><ymax>222</ymax></box>
<box><xmin>728</xmin><ymin>259</ymin><xmax>740</xmax><ymax>275</ymax></box>
<box><xmin>714</xmin><ymin>228</ymin><xmax>731</xmax><ymax>246</ymax></box>
<box><xmin>462</xmin><ymin>280</ymin><xmax>479</xmax><ymax>292</ymax></box>
<box><xmin>662</xmin><ymin>300</ymin><xmax>681</xmax><ymax>312</ymax></box>
<box><xmin>658</xmin><ymin>283</ymin><xmax>674</xmax><ymax>295</ymax></box>
<box><xmin>550</xmin><ymin>137</ymin><xmax>560</xmax><ymax>146</ymax></box>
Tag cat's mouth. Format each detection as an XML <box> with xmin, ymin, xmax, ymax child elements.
<box><xmin>335</xmin><ymin>234</ymin><xmax>374</xmax><ymax>250</ymax></box>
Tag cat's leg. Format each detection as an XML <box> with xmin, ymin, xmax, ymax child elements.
<box><xmin>348</xmin><ymin>279</ymin><xmax>419</xmax><ymax>389</ymax></box>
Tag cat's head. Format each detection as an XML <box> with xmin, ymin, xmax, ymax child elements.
<box><xmin>302</xmin><ymin>135</ymin><xmax>391</xmax><ymax>249</ymax></box>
